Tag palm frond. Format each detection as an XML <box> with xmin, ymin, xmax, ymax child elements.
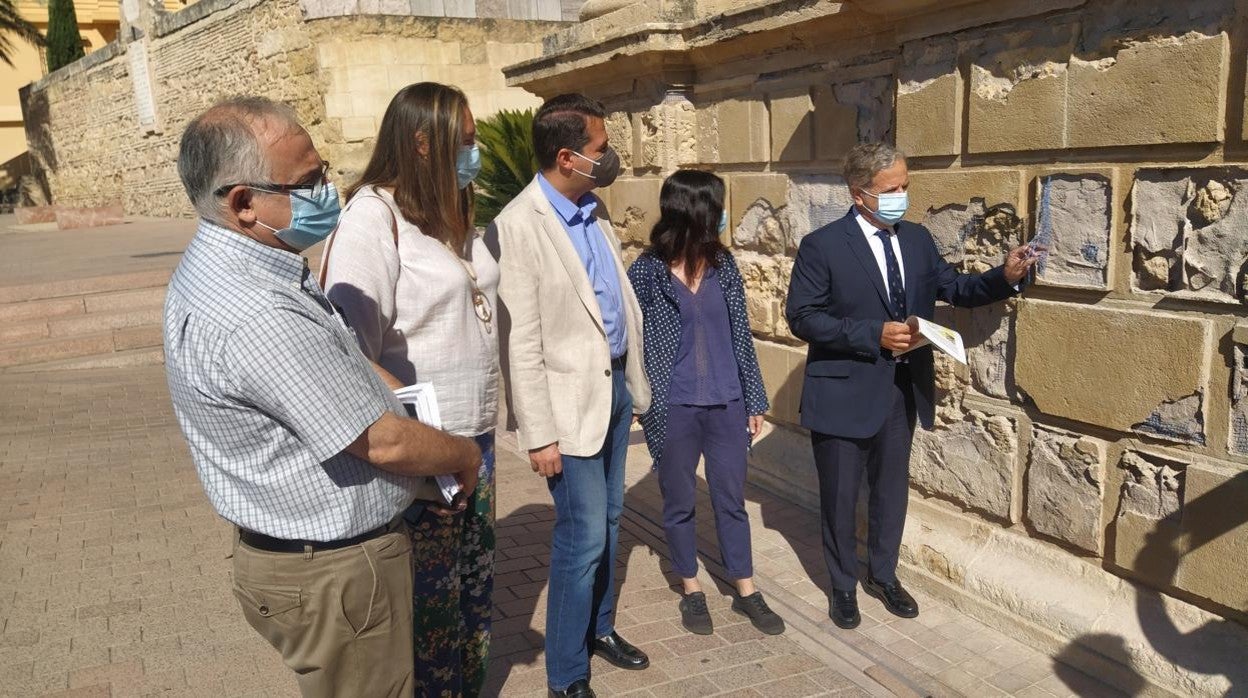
<box><xmin>474</xmin><ymin>109</ymin><xmax>538</xmax><ymax>227</ymax></box>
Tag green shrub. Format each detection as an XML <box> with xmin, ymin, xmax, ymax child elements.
<box><xmin>474</xmin><ymin>108</ymin><xmax>537</xmax><ymax>228</ymax></box>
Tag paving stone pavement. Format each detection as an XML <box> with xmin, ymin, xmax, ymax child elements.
<box><xmin>0</xmin><ymin>366</ymin><xmax>1117</xmax><ymax>697</ymax></box>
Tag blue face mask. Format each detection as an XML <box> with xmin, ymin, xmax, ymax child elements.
<box><xmin>864</xmin><ymin>190</ymin><xmax>908</xmax><ymax>225</ymax></box>
<box><xmin>456</xmin><ymin>145</ymin><xmax>481</xmax><ymax>189</ymax></box>
<box><xmin>255</xmin><ymin>182</ymin><xmax>342</xmax><ymax>252</ymax></box>
<box><xmin>717</xmin><ymin>209</ymin><xmax>728</xmax><ymax>234</ymax></box>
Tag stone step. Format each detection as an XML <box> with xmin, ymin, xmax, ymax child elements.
<box><xmin>0</xmin><ymin>268</ymin><xmax>172</xmax><ymax>305</ymax></box>
<box><xmin>0</xmin><ymin>325</ymin><xmax>163</xmax><ymax>368</ymax></box>
<box><xmin>5</xmin><ymin>346</ymin><xmax>165</xmax><ymax>373</ymax></box>
<box><xmin>0</xmin><ymin>286</ymin><xmax>166</xmax><ymax>324</ymax></box>
<box><xmin>0</xmin><ymin>307</ymin><xmax>165</xmax><ymax>346</ymax></box>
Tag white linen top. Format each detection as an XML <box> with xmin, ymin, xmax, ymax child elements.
<box><xmin>322</xmin><ymin>185</ymin><xmax>500</xmax><ymax>437</ymax></box>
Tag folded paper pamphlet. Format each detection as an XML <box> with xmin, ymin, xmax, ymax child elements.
<box><xmin>897</xmin><ymin>316</ymin><xmax>967</xmax><ymax>365</ymax></box>
<box><xmin>393</xmin><ymin>383</ymin><xmax>462</xmax><ymax>505</ymax></box>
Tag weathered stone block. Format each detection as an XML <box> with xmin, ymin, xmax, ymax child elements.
<box><xmin>1016</xmin><ymin>300</ymin><xmax>1211</xmax><ymax>441</ymax></box>
<box><xmin>603</xmin><ymin>177</ymin><xmax>661</xmax><ymax>247</ymax></box>
<box><xmin>604</xmin><ymin>111</ymin><xmax>633</xmax><ymax>170</ymax></box>
<box><xmin>955</xmin><ymin>301</ymin><xmax>1017</xmax><ymax>401</ymax></box>
<box><xmin>697</xmin><ymin>98</ymin><xmax>769</xmax><ymax>164</ymax></box>
<box><xmin>967</xmin><ymin>24</ymin><xmax>1074</xmax><ymax>153</ymax></box>
<box><xmin>896</xmin><ymin>38</ymin><xmax>960</xmax><ymax>157</ymax></box>
<box><xmin>811</xmin><ymin>86</ymin><xmax>857</xmax><ymax>163</ymax></box>
<box><xmin>729</xmin><ymin>173</ymin><xmax>789</xmax><ymax>255</ymax></box>
<box><xmin>1067</xmin><ymin>33</ymin><xmax>1228</xmax><ymax>148</ymax></box>
<box><xmin>769</xmin><ymin>89</ymin><xmax>813</xmax><ymax>162</ymax></box>
<box><xmin>736</xmin><ymin>252</ymin><xmax>783</xmax><ymax>336</ymax></box>
<box><xmin>637</xmin><ymin>94</ymin><xmax>696</xmax><ymax>171</ymax></box>
<box><xmin>1131</xmin><ymin>167</ymin><xmax>1248</xmax><ymax>304</ymax></box>
<box><xmin>1170</xmin><ymin>461</ymin><xmax>1248</xmax><ymax>611</ymax></box>
<box><xmin>910</xmin><ymin>170</ymin><xmax>1023</xmax><ymax>273</ymax></box>
<box><xmin>752</xmin><ymin>336</ymin><xmax>802</xmax><ymax>425</ymax></box>
<box><xmin>907</xmin><ymin>169</ymin><xmax>1022</xmax><ymax>228</ymax></box>
<box><xmin>14</xmin><ymin>206</ymin><xmax>57</xmax><ymax>225</ymax></box>
<box><xmin>1231</xmin><ymin>325</ymin><xmax>1248</xmax><ymax>456</ymax></box>
<box><xmin>1032</xmin><ymin>172</ymin><xmax>1113</xmax><ymax>289</ymax></box>
<box><xmin>1026</xmin><ymin>425</ymin><xmax>1106</xmax><ymax>553</ymax></box>
<box><xmin>785</xmin><ymin>174</ymin><xmax>853</xmax><ymax>248</ymax></box>
<box><xmin>55</xmin><ymin>205</ymin><xmax>125</xmax><ymax>230</ymax></box>
<box><xmin>1113</xmin><ymin>449</ymin><xmax>1186</xmax><ymax>574</ymax></box>
<box><xmin>911</xmin><ymin>407</ymin><xmax>1020</xmax><ymax>521</ymax></box>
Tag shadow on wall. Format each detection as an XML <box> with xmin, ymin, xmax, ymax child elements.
<box><xmin>17</xmin><ymin>84</ymin><xmax>55</xmax><ymax>206</ymax></box>
<box><xmin>1055</xmin><ymin>470</ymin><xmax>1248</xmax><ymax>696</ymax></box>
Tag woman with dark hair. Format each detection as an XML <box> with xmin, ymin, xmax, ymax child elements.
<box><xmin>626</xmin><ymin>169</ymin><xmax>785</xmax><ymax>637</ymax></box>
<box><xmin>320</xmin><ymin>82</ymin><xmax>498</xmax><ymax>695</ymax></box>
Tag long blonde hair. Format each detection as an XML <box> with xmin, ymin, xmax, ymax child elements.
<box><xmin>349</xmin><ymin>82</ymin><xmax>474</xmax><ymax>252</ymax></box>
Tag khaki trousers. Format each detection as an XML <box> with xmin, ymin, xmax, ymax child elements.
<box><xmin>231</xmin><ymin>524</ymin><xmax>414</xmax><ymax>698</ymax></box>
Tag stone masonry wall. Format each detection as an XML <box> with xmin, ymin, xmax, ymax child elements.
<box><xmin>20</xmin><ymin>0</ymin><xmax>561</xmax><ymax>216</ymax></box>
<box><xmin>508</xmin><ymin>0</ymin><xmax>1248</xmax><ymax>693</ymax></box>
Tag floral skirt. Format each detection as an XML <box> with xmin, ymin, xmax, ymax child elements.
<box><xmin>403</xmin><ymin>432</ymin><xmax>496</xmax><ymax>698</ymax></box>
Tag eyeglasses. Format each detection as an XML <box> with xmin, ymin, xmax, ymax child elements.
<box><xmin>214</xmin><ymin>161</ymin><xmax>331</xmax><ymax>201</ymax></box>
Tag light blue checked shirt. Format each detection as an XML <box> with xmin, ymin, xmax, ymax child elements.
<box><xmin>163</xmin><ymin>222</ymin><xmax>418</xmax><ymax>541</ymax></box>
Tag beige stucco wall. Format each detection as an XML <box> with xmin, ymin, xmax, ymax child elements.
<box><xmin>19</xmin><ymin>0</ymin><xmax>563</xmax><ymax>215</ymax></box>
<box><xmin>507</xmin><ymin>0</ymin><xmax>1248</xmax><ymax>694</ymax></box>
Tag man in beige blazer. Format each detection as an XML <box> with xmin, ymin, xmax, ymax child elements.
<box><xmin>486</xmin><ymin>93</ymin><xmax>651</xmax><ymax>698</ymax></box>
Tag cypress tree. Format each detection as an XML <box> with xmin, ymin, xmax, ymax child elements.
<box><xmin>45</xmin><ymin>0</ymin><xmax>84</xmax><ymax>72</ymax></box>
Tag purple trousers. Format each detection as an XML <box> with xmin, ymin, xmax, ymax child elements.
<box><xmin>657</xmin><ymin>399</ymin><xmax>753</xmax><ymax>580</ymax></box>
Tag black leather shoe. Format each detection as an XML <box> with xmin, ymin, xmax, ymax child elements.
<box><xmin>864</xmin><ymin>577</ymin><xmax>919</xmax><ymax>618</ymax></box>
<box><xmin>549</xmin><ymin>678</ymin><xmax>595</xmax><ymax>697</ymax></box>
<box><xmin>829</xmin><ymin>588</ymin><xmax>860</xmax><ymax>629</ymax></box>
<box><xmin>591</xmin><ymin>632</ymin><xmax>650</xmax><ymax>670</ymax></box>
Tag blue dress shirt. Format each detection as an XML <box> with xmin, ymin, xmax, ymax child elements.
<box><xmin>537</xmin><ymin>173</ymin><xmax>629</xmax><ymax>358</ymax></box>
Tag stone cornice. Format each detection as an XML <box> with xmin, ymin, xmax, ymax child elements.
<box><xmin>505</xmin><ymin>0</ymin><xmax>1087</xmax><ymax>97</ymax></box>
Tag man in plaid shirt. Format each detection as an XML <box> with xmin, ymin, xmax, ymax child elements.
<box><xmin>164</xmin><ymin>96</ymin><xmax>481</xmax><ymax>697</ymax></box>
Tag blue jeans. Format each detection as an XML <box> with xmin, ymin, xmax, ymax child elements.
<box><xmin>545</xmin><ymin>368</ymin><xmax>632</xmax><ymax>691</ymax></box>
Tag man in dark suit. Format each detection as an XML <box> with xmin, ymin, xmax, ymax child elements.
<box><xmin>784</xmin><ymin>142</ymin><xmax>1037</xmax><ymax>629</ymax></box>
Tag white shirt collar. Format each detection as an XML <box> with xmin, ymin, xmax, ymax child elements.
<box><xmin>853</xmin><ymin>207</ymin><xmax>894</xmax><ymax>239</ymax></box>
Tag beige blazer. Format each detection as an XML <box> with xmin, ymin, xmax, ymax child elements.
<box><xmin>485</xmin><ymin>177</ymin><xmax>651</xmax><ymax>457</ymax></box>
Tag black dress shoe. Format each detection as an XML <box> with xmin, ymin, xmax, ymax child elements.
<box><xmin>829</xmin><ymin>588</ymin><xmax>860</xmax><ymax>629</ymax></box>
<box><xmin>549</xmin><ymin>678</ymin><xmax>595</xmax><ymax>697</ymax></box>
<box><xmin>863</xmin><ymin>577</ymin><xmax>919</xmax><ymax>618</ymax></box>
<box><xmin>591</xmin><ymin>631</ymin><xmax>650</xmax><ymax>670</ymax></box>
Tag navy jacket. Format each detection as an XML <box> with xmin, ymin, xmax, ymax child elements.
<box><xmin>628</xmin><ymin>250</ymin><xmax>769</xmax><ymax>461</ymax></box>
<box><xmin>784</xmin><ymin>209</ymin><xmax>1018</xmax><ymax>439</ymax></box>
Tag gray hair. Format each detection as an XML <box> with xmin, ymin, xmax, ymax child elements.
<box><xmin>842</xmin><ymin>142</ymin><xmax>906</xmax><ymax>192</ymax></box>
<box><xmin>177</xmin><ymin>96</ymin><xmax>300</xmax><ymax>222</ymax></box>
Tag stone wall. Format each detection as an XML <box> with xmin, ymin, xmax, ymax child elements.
<box><xmin>507</xmin><ymin>0</ymin><xmax>1248</xmax><ymax>694</ymax></box>
<box><xmin>20</xmin><ymin>0</ymin><xmax>564</xmax><ymax>216</ymax></box>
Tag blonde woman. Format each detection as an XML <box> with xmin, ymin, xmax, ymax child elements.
<box><xmin>321</xmin><ymin>82</ymin><xmax>498</xmax><ymax>696</ymax></box>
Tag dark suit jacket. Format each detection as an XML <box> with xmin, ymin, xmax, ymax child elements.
<box><xmin>784</xmin><ymin>209</ymin><xmax>1018</xmax><ymax>439</ymax></box>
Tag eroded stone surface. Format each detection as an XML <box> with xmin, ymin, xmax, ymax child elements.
<box><xmin>1131</xmin><ymin>168</ymin><xmax>1248</xmax><ymax>304</ymax></box>
<box><xmin>1034</xmin><ymin>174</ymin><xmax>1112</xmax><ymax>288</ymax></box>
<box><xmin>923</xmin><ymin>201</ymin><xmax>1022</xmax><ymax>274</ymax></box>
<box><xmin>911</xmin><ymin>408</ymin><xmax>1018</xmax><ymax>521</ymax></box>
<box><xmin>1117</xmin><ymin>450</ymin><xmax>1185</xmax><ymax>523</ymax></box>
<box><xmin>731</xmin><ymin>173</ymin><xmax>851</xmax><ymax>256</ymax></box>
<box><xmin>957</xmin><ymin>302</ymin><xmax>1017</xmax><ymax>401</ymax></box>
<box><xmin>1015</xmin><ymin>300</ymin><xmax>1211</xmax><ymax>438</ymax></box>
<box><xmin>786</xmin><ymin>174</ymin><xmax>853</xmax><ymax>248</ymax></box>
<box><xmin>1230</xmin><ymin>334</ymin><xmax>1248</xmax><ymax>455</ymax></box>
<box><xmin>1026</xmin><ymin>425</ymin><xmax>1106</xmax><ymax>553</ymax></box>
<box><xmin>1132</xmin><ymin>392</ymin><xmax>1205</xmax><ymax>445</ymax></box>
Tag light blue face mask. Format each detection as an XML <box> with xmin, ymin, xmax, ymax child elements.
<box><xmin>864</xmin><ymin>190</ymin><xmax>908</xmax><ymax>225</ymax></box>
<box><xmin>456</xmin><ymin>145</ymin><xmax>482</xmax><ymax>189</ymax></box>
<box><xmin>717</xmin><ymin>209</ymin><xmax>728</xmax><ymax>234</ymax></box>
<box><xmin>254</xmin><ymin>182</ymin><xmax>342</xmax><ymax>252</ymax></box>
